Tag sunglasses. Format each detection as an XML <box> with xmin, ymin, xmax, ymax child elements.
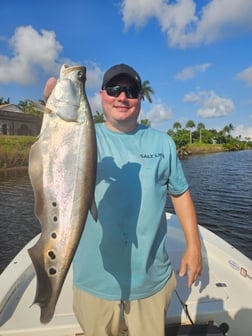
<box><xmin>104</xmin><ymin>85</ymin><xmax>141</xmax><ymax>99</ymax></box>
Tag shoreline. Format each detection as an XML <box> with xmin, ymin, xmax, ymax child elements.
<box><xmin>1</xmin><ymin>147</ymin><xmax>251</xmax><ymax>173</ymax></box>
<box><xmin>0</xmin><ymin>166</ymin><xmax>28</xmax><ymax>176</ymax></box>
<box><xmin>177</xmin><ymin>144</ymin><xmax>227</xmax><ymax>158</ymax></box>
<box><xmin>1</xmin><ymin>135</ymin><xmax>251</xmax><ymax>170</ymax></box>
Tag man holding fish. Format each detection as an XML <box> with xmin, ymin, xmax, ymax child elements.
<box><xmin>43</xmin><ymin>64</ymin><xmax>202</xmax><ymax>336</ymax></box>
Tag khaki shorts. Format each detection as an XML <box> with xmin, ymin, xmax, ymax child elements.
<box><xmin>73</xmin><ymin>272</ymin><xmax>176</xmax><ymax>336</ymax></box>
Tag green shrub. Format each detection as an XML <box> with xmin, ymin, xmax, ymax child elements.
<box><xmin>0</xmin><ymin>135</ymin><xmax>36</xmax><ymax>168</ymax></box>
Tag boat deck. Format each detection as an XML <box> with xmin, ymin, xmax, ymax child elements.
<box><xmin>0</xmin><ymin>213</ymin><xmax>251</xmax><ymax>335</ymax></box>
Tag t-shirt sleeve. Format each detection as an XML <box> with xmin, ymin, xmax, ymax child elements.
<box><xmin>167</xmin><ymin>137</ymin><xmax>189</xmax><ymax>195</ymax></box>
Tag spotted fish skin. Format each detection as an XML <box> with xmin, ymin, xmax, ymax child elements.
<box><xmin>28</xmin><ymin>64</ymin><xmax>97</xmax><ymax>324</ymax></box>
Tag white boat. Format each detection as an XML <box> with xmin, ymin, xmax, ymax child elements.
<box><xmin>0</xmin><ymin>213</ymin><xmax>251</xmax><ymax>335</ymax></box>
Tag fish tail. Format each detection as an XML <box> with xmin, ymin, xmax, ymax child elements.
<box><xmin>28</xmin><ymin>245</ymin><xmax>55</xmax><ymax>323</ymax></box>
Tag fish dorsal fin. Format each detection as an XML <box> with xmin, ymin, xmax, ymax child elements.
<box><xmin>27</xmin><ymin>99</ymin><xmax>52</xmax><ymax>113</ymax></box>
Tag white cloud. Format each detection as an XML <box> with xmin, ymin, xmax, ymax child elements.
<box><xmin>232</xmin><ymin>124</ymin><xmax>252</xmax><ymax>140</ymax></box>
<box><xmin>86</xmin><ymin>62</ymin><xmax>104</xmax><ymax>89</ymax></box>
<box><xmin>184</xmin><ymin>89</ymin><xmax>235</xmax><ymax>118</ymax></box>
<box><xmin>0</xmin><ymin>25</ymin><xmax>62</xmax><ymax>84</ymax></box>
<box><xmin>236</xmin><ymin>66</ymin><xmax>252</xmax><ymax>87</ymax></box>
<box><xmin>0</xmin><ymin>25</ymin><xmax>104</xmax><ymax>91</ymax></box>
<box><xmin>175</xmin><ymin>63</ymin><xmax>211</xmax><ymax>80</ymax></box>
<box><xmin>184</xmin><ymin>92</ymin><xmax>201</xmax><ymax>103</ymax></box>
<box><xmin>88</xmin><ymin>93</ymin><xmax>102</xmax><ymax>116</ymax></box>
<box><xmin>121</xmin><ymin>0</ymin><xmax>163</xmax><ymax>29</ymax></box>
<box><xmin>121</xmin><ymin>0</ymin><xmax>252</xmax><ymax>48</ymax></box>
<box><xmin>145</xmin><ymin>103</ymin><xmax>173</xmax><ymax>126</ymax></box>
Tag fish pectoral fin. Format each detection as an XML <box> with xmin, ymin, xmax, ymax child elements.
<box><xmin>90</xmin><ymin>199</ymin><xmax>98</xmax><ymax>222</ymax></box>
<box><xmin>27</xmin><ymin>99</ymin><xmax>52</xmax><ymax>113</ymax></box>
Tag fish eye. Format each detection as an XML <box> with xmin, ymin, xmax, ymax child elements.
<box><xmin>77</xmin><ymin>70</ymin><xmax>85</xmax><ymax>81</ymax></box>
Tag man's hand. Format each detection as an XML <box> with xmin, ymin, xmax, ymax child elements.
<box><xmin>179</xmin><ymin>247</ymin><xmax>202</xmax><ymax>288</ymax></box>
<box><xmin>170</xmin><ymin>190</ymin><xmax>203</xmax><ymax>288</ymax></box>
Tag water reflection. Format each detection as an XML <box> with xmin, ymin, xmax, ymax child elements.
<box><xmin>167</xmin><ymin>150</ymin><xmax>252</xmax><ymax>260</ymax></box>
<box><xmin>0</xmin><ymin>168</ymin><xmax>40</xmax><ymax>273</ymax></box>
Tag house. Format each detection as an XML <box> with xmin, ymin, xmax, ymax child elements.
<box><xmin>0</xmin><ymin>104</ymin><xmax>42</xmax><ymax>136</ymax></box>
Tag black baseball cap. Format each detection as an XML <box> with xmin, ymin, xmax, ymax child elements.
<box><xmin>101</xmin><ymin>64</ymin><xmax>142</xmax><ymax>90</ymax></box>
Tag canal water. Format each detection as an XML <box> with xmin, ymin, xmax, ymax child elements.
<box><xmin>0</xmin><ymin>150</ymin><xmax>252</xmax><ymax>273</ymax></box>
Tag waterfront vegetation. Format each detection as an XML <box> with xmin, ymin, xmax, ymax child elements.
<box><xmin>1</xmin><ymin>94</ymin><xmax>252</xmax><ymax>168</ymax></box>
<box><xmin>0</xmin><ymin>135</ymin><xmax>35</xmax><ymax>168</ymax></box>
<box><xmin>167</xmin><ymin>121</ymin><xmax>252</xmax><ymax>157</ymax></box>
<box><xmin>1</xmin><ymin>128</ymin><xmax>251</xmax><ymax>169</ymax></box>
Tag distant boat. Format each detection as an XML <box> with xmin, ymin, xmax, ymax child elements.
<box><xmin>0</xmin><ymin>213</ymin><xmax>251</xmax><ymax>335</ymax></box>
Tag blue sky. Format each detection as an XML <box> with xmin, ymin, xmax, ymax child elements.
<box><xmin>1</xmin><ymin>0</ymin><xmax>252</xmax><ymax>139</ymax></box>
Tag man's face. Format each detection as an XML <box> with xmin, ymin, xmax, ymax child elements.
<box><xmin>100</xmin><ymin>75</ymin><xmax>141</xmax><ymax>132</ymax></box>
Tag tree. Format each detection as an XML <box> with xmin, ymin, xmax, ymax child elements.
<box><xmin>18</xmin><ymin>100</ymin><xmax>28</xmax><ymax>111</ymax></box>
<box><xmin>229</xmin><ymin>123</ymin><xmax>234</xmax><ymax>131</ymax></box>
<box><xmin>141</xmin><ymin>80</ymin><xmax>154</xmax><ymax>103</ymax></box>
<box><xmin>166</xmin><ymin>121</ymin><xmax>252</xmax><ymax>150</ymax></box>
<box><xmin>223</xmin><ymin>123</ymin><xmax>234</xmax><ymax>136</ymax></box>
<box><xmin>172</xmin><ymin>129</ymin><xmax>190</xmax><ymax>147</ymax></box>
<box><xmin>0</xmin><ymin>97</ymin><xmax>10</xmax><ymax>104</ymax></box>
<box><xmin>93</xmin><ymin>111</ymin><xmax>105</xmax><ymax>123</ymax></box>
<box><xmin>186</xmin><ymin>120</ymin><xmax>195</xmax><ymax>144</ymax></box>
<box><xmin>38</xmin><ymin>99</ymin><xmax>46</xmax><ymax>106</ymax></box>
<box><xmin>222</xmin><ymin>123</ymin><xmax>235</xmax><ymax>143</ymax></box>
<box><xmin>197</xmin><ymin>122</ymin><xmax>205</xmax><ymax>143</ymax></box>
<box><xmin>18</xmin><ymin>99</ymin><xmax>43</xmax><ymax>118</ymax></box>
<box><xmin>173</xmin><ymin>121</ymin><xmax>182</xmax><ymax>131</ymax></box>
<box><xmin>217</xmin><ymin>129</ymin><xmax>226</xmax><ymax>144</ymax></box>
<box><xmin>167</xmin><ymin>129</ymin><xmax>175</xmax><ymax>137</ymax></box>
<box><xmin>140</xmin><ymin>118</ymin><xmax>151</xmax><ymax>127</ymax></box>
<box><xmin>223</xmin><ymin>125</ymin><xmax>230</xmax><ymax>136</ymax></box>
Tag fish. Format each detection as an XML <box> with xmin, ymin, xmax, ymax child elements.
<box><xmin>28</xmin><ymin>64</ymin><xmax>97</xmax><ymax>324</ymax></box>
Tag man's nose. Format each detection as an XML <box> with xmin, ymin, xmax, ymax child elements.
<box><xmin>117</xmin><ymin>91</ymin><xmax>128</xmax><ymax>100</ymax></box>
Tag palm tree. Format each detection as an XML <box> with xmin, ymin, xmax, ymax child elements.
<box><xmin>141</xmin><ymin>80</ymin><xmax>154</xmax><ymax>103</ymax></box>
<box><xmin>223</xmin><ymin>124</ymin><xmax>234</xmax><ymax>137</ymax></box>
<box><xmin>0</xmin><ymin>97</ymin><xmax>10</xmax><ymax>104</ymax></box>
<box><xmin>197</xmin><ymin>122</ymin><xmax>205</xmax><ymax>143</ymax></box>
<box><xmin>18</xmin><ymin>99</ymin><xmax>43</xmax><ymax>118</ymax></box>
<box><xmin>93</xmin><ymin>111</ymin><xmax>105</xmax><ymax>123</ymax></box>
<box><xmin>167</xmin><ymin>129</ymin><xmax>175</xmax><ymax>137</ymax></box>
<box><xmin>186</xmin><ymin>120</ymin><xmax>195</xmax><ymax>144</ymax></box>
<box><xmin>223</xmin><ymin>125</ymin><xmax>230</xmax><ymax>136</ymax></box>
<box><xmin>140</xmin><ymin>118</ymin><xmax>151</xmax><ymax>127</ymax></box>
<box><xmin>228</xmin><ymin>123</ymin><xmax>234</xmax><ymax>134</ymax></box>
<box><xmin>38</xmin><ymin>99</ymin><xmax>46</xmax><ymax>106</ymax></box>
<box><xmin>222</xmin><ymin>124</ymin><xmax>234</xmax><ymax>143</ymax></box>
<box><xmin>18</xmin><ymin>100</ymin><xmax>29</xmax><ymax>111</ymax></box>
<box><xmin>173</xmin><ymin>121</ymin><xmax>182</xmax><ymax>132</ymax></box>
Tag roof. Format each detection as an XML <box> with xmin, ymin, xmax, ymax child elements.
<box><xmin>0</xmin><ymin>104</ymin><xmax>24</xmax><ymax>113</ymax></box>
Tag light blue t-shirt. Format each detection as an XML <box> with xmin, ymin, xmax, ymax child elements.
<box><xmin>73</xmin><ymin>123</ymin><xmax>188</xmax><ymax>300</ymax></box>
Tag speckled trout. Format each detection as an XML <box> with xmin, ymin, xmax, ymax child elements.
<box><xmin>28</xmin><ymin>64</ymin><xmax>97</xmax><ymax>324</ymax></box>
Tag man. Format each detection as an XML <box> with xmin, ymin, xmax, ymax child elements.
<box><xmin>44</xmin><ymin>64</ymin><xmax>202</xmax><ymax>336</ymax></box>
